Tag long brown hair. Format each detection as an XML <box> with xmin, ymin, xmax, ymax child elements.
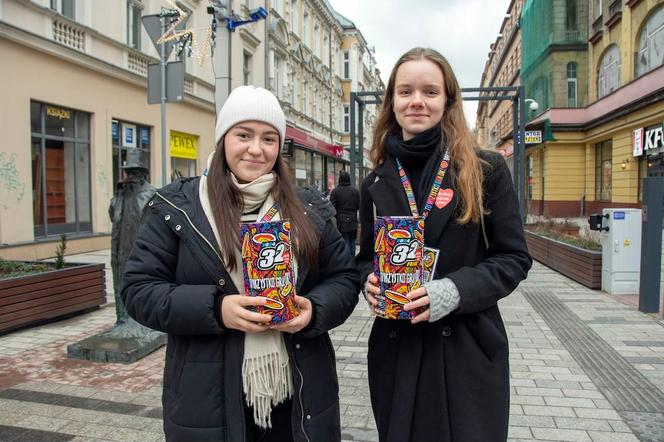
<box><xmin>371</xmin><ymin>47</ymin><xmax>485</xmax><ymax>224</ymax></box>
<box><xmin>207</xmin><ymin>139</ymin><xmax>318</xmax><ymax>271</ymax></box>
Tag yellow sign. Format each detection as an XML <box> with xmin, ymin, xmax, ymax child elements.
<box><xmin>46</xmin><ymin>106</ymin><xmax>71</xmax><ymax>120</ymax></box>
<box><xmin>170</xmin><ymin>131</ymin><xmax>198</xmax><ymax>160</ymax></box>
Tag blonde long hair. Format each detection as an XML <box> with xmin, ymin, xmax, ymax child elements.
<box><xmin>370</xmin><ymin>47</ymin><xmax>484</xmax><ymax>224</ymax></box>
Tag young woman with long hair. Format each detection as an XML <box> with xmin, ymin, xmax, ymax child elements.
<box><xmin>122</xmin><ymin>86</ymin><xmax>359</xmax><ymax>442</ymax></box>
<box><xmin>355</xmin><ymin>47</ymin><xmax>532</xmax><ymax>441</ymax></box>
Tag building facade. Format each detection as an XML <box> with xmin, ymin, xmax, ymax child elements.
<box><xmin>476</xmin><ymin>0</ymin><xmax>525</xmax><ymax>174</ymax></box>
<box><xmin>1</xmin><ymin>0</ymin><xmax>217</xmax><ymax>260</ymax></box>
<box><xmin>524</xmin><ymin>0</ymin><xmax>664</xmax><ymax>218</ymax></box>
<box><xmin>0</xmin><ymin>0</ymin><xmax>382</xmax><ymax>260</ymax></box>
<box><xmin>234</xmin><ymin>0</ymin><xmax>382</xmax><ymax>193</ymax></box>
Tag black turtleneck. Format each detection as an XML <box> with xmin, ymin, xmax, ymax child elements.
<box><xmin>386</xmin><ymin>126</ymin><xmax>444</xmax><ymax>210</ymax></box>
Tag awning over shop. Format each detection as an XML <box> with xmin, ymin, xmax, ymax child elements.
<box><xmin>286</xmin><ymin>125</ymin><xmax>344</xmax><ymax>158</ymax></box>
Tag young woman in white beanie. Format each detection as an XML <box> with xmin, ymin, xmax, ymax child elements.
<box><xmin>122</xmin><ymin>85</ymin><xmax>360</xmax><ymax>442</ymax></box>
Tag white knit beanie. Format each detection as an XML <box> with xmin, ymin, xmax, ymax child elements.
<box><xmin>214</xmin><ymin>86</ymin><xmax>286</xmax><ymax>149</ymax></box>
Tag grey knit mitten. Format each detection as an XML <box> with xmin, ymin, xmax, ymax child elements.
<box><xmin>423</xmin><ymin>278</ymin><xmax>460</xmax><ymax>322</ymax></box>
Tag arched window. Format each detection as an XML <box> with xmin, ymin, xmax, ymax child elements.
<box><xmin>597</xmin><ymin>45</ymin><xmax>620</xmax><ymax>99</ymax></box>
<box><xmin>636</xmin><ymin>5</ymin><xmax>664</xmax><ymax>77</ymax></box>
<box><xmin>567</xmin><ymin>62</ymin><xmax>578</xmax><ymax>107</ymax></box>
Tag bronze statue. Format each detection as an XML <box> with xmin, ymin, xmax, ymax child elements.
<box><xmin>109</xmin><ymin>150</ymin><xmax>156</xmax><ymax>325</ymax></box>
<box><xmin>68</xmin><ymin>149</ymin><xmax>166</xmax><ymax>362</ymax></box>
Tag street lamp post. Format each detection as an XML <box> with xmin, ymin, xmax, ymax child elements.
<box><xmin>208</xmin><ymin>1</ymin><xmax>268</xmax><ymax>113</ymax></box>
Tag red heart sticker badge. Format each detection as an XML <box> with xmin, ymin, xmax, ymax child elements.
<box><xmin>435</xmin><ymin>188</ymin><xmax>454</xmax><ymax>209</ymax></box>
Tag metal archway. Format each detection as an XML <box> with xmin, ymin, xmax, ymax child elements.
<box><xmin>348</xmin><ymin>86</ymin><xmax>527</xmax><ymax>222</ymax></box>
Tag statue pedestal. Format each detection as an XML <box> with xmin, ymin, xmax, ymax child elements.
<box><xmin>67</xmin><ymin>322</ymin><xmax>166</xmax><ymax>363</ymax></box>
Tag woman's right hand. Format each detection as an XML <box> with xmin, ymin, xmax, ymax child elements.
<box><xmin>364</xmin><ymin>273</ymin><xmax>380</xmax><ymax>314</ymax></box>
<box><xmin>221</xmin><ymin>295</ymin><xmax>273</xmax><ymax>333</ymax></box>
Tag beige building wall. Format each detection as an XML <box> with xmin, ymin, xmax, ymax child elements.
<box><xmin>0</xmin><ymin>0</ymin><xmax>216</xmax><ymax>259</ymax></box>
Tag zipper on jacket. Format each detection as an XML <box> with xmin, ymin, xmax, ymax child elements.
<box><xmin>155</xmin><ymin>192</ymin><xmax>224</xmax><ymax>265</ymax></box>
<box><xmin>291</xmin><ymin>335</ymin><xmax>311</xmax><ymax>442</ymax></box>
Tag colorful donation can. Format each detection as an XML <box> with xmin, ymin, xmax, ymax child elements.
<box><xmin>373</xmin><ymin>216</ymin><xmax>424</xmax><ymax>319</ymax></box>
<box><xmin>240</xmin><ymin>220</ymin><xmax>299</xmax><ymax>324</ymax></box>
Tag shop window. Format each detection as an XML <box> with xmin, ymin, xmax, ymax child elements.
<box><xmin>112</xmin><ymin>120</ymin><xmax>151</xmax><ymax>193</ymax></box>
<box><xmin>597</xmin><ymin>45</ymin><xmax>620</xmax><ymax>98</ymax></box>
<box><xmin>567</xmin><ymin>62</ymin><xmax>578</xmax><ymax>107</ymax></box>
<box><xmin>595</xmin><ymin>140</ymin><xmax>612</xmax><ymax>201</ymax></box>
<box><xmin>51</xmin><ymin>0</ymin><xmax>75</xmax><ymax>20</ymax></box>
<box><xmin>636</xmin><ymin>5</ymin><xmax>664</xmax><ymax>78</ymax></box>
<box><xmin>30</xmin><ymin>101</ymin><xmax>91</xmax><ymax>237</ymax></box>
<box><xmin>170</xmin><ymin>130</ymin><xmax>198</xmax><ymax>180</ymax></box>
<box><xmin>294</xmin><ymin>148</ymin><xmax>310</xmax><ymax>188</ymax></box>
<box><xmin>127</xmin><ymin>0</ymin><xmax>143</xmax><ymax>50</ymax></box>
<box><xmin>313</xmin><ymin>152</ymin><xmax>323</xmax><ymax>193</ymax></box>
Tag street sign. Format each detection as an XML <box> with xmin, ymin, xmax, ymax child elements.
<box><xmin>147</xmin><ymin>61</ymin><xmax>185</xmax><ymax>104</ymax></box>
<box><xmin>142</xmin><ymin>13</ymin><xmax>189</xmax><ymax>60</ymax></box>
<box><xmin>525</xmin><ymin>130</ymin><xmax>542</xmax><ymax>144</ymax></box>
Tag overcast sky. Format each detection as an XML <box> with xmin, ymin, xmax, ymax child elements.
<box><xmin>328</xmin><ymin>0</ymin><xmax>511</xmax><ymax>129</ymax></box>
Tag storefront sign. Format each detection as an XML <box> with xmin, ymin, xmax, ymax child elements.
<box><xmin>633</xmin><ymin>124</ymin><xmax>664</xmax><ymax>156</ymax></box>
<box><xmin>633</xmin><ymin>128</ymin><xmax>644</xmax><ymax>157</ymax></box>
<box><xmin>524</xmin><ymin>131</ymin><xmax>542</xmax><ymax>144</ymax></box>
<box><xmin>46</xmin><ymin>106</ymin><xmax>71</xmax><ymax>120</ymax></box>
<box><xmin>170</xmin><ymin>130</ymin><xmax>198</xmax><ymax>160</ymax></box>
<box><xmin>285</xmin><ymin>126</ymin><xmax>344</xmax><ymax>158</ymax></box>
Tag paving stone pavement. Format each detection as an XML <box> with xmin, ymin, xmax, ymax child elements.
<box><xmin>1</xmin><ymin>250</ymin><xmax>663</xmax><ymax>441</ymax></box>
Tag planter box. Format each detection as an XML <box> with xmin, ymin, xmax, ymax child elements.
<box><xmin>525</xmin><ymin>231</ymin><xmax>602</xmax><ymax>289</ymax></box>
<box><xmin>0</xmin><ymin>263</ymin><xmax>106</xmax><ymax>334</ymax></box>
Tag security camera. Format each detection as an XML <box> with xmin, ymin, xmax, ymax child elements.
<box><xmin>249</xmin><ymin>6</ymin><xmax>268</xmax><ymax>20</ymax></box>
<box><xmin>529</xmin><ymin>101</ymin><xmax>539</xmax><ymax>112</ymax></box>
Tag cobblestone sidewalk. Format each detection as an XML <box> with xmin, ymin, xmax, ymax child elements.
<box><xmin>0</xmin><ymin>250</ymin><xmax>663</xmax><ymax>441</ymax></box>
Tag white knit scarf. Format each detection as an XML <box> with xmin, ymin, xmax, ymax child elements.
<box><xmin>199</xmin><ymin>152</ymin><xmax>294</xmax><ymax>429</ymax></box>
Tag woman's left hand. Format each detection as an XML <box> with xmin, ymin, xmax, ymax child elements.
<box><xmin>270</xmin><ymin>295</ymin><xmax>313</xmax><ymax>333</ymax></box>
<box><xmin>404</xmin><ymin>287</ymin><xmax>430</xmax><ymax>324</ymax></box>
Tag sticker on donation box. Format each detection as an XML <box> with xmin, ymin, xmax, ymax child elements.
<box><xmin>240</xmin><ymin>220</ymin><xmax>299</xmax><ymax>324</ymax></box>
<box><xmin>613</xmin><ymin>212</ymin><xmax>625</xmax><ymax>220</ymax></box>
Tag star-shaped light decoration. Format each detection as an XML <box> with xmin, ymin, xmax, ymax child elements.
<box><xmin>156</xmin><ymin>0</ymin><xmax>215</xmax><ymax>66</ymax></box>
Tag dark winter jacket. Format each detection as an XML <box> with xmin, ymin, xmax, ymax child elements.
<box><xmin>329</xmin><ymin>173</ymin><xmax>360</xmax><ymax>233</ymax></box>
<box><xmin>355</xmin><ymin>150</ymin><xmax>532</xmax><ymax>442</ymax></box>
<box><xmin>121</xmin><ymin>177</ymin><xmax>360</xmax><ymax>442</ymax></box>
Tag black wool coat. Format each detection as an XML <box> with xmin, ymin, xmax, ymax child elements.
<box><xmin>121</xmin><ymin>177</ymin><xmax>360</xmax><ymax>442</ymax></box>
<box><xmin>355</xmin><ymin>150</ymin><xmax>532</xmax><ymax>442</ymax></box>
<box><xmin>330</xmin><ymin>183</ymin><xmax>360</xmax><ymax>233</ymax></box>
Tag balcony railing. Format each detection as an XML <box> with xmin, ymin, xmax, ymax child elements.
<box><xmin>127</xmin><ymin>52</ymin><xmax>149</xmax><ymax>76</ymax></box>
<box><xmin>52</xmin><ymin>19</ymin><xmax>85</xmax><ymax>52</ymax></box>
